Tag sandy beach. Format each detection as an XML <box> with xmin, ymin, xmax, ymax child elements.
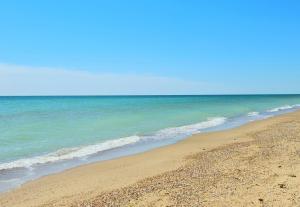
<box><xmin>1</xmin><ymin>110</ymin><xmax>300</xmax><ymax>207</ymax></box>
<box><xmin>1</xmin><ymin>0</ymin><xmax>299</xmax><ymax>206</ymax></box>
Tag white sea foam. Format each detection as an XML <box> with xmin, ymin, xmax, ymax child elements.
<box><xmin>155</xmin><ymin>117</ymin><xmax>227</xmax><ymax>138</ymax></box>
<box><xmin>248</xmin><ymin>112</ymin><xmax>259</xmax><ymax>117</ymax></box>
<box><xmin>0</xmin><ymin>135</ymin><xmax>141</xmax><ymax>170</ymax></box>
<box><xmin>2</xmin><ymin>102</ymin><xmax>300</xmax><ymax>172</ymax></box>
<box><xmin>0</xmin><ymin>117</ymin><xmax>227</xmax><ymax>171</ymax></box>
<box><xmin>266</xmin><ymin>104</ymin><xmax>300</xmax><ymax>113</ymax></box>
<box><xmin>248</xmin><ymin>104</ymin><xmax>300</xmax><ymax>117</ymax></box>
<box><xmin>267</xmin><ymin>105</ymin><xmax>294</xmax><ymax>112</ymax></box>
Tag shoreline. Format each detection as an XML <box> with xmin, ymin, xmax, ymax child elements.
<box><xmin>1</xmin><ymin>105</ymin><xmax>297</xmax><ymax>193</ymax></box>
<box><xmin>1</xmin><ymin>110</ymin><xmax>300</xmax><ymax>206</ymax></box>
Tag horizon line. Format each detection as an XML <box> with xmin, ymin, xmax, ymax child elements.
<box><xmin>1</xmin><ymin>93</ymin><xmax>300</xmax><ymax>97</ymax></box>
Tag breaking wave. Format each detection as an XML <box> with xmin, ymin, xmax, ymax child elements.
<box><xmin>2</xmin><ymin>103</ymin><xmax>300</xmax><ymax>171</ymax></box>
<box><xmin>267</xmin><ymin>104</ymin><xmax>300</xmax><ymax>113</ymax></box>
<box><xmin>0</xmin><ymin>117</ymin><xmax>227</xmax><ymax>170</ymax></box>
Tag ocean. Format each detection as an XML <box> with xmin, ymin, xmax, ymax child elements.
<box><xmin>1</xmin><ymin>95</ymin><xmax>300</xmax><ymax>192</ymax></box>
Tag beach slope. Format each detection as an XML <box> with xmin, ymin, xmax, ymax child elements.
<box><xmin>1</xmin><ymin>111</ymin><xmax>300</xmax><ymax>207</ymax></box>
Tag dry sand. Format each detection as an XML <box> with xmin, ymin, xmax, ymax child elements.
<box><xmin>1</xmin><ymin>111</ymin><xmax>300</xmax><ymax>207</ymax></box>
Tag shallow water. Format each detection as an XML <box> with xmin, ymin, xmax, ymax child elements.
<box><xmin>1</xmin><ymin>95</ymin><xmax>300</xmax><ymax>192</ymax></box>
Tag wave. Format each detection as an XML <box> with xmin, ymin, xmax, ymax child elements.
<box><xmin>2</xmin><ymin>102</ymin><xmax>300</xmax><ymax>171</ymax></box>
<box><xmin>155</xmin><ymin>117</ymin><xmax>227</xmax><ymax>138</ymax></box>
<box><xmin>267</xmin><ymin>104</ymin><xmax>300</xmax><ymax>113</ymax></box>
<box><xmin>267</xmin><ymin>105</ymin><xmax>293</xmax><ymax>112</ymax></box>
<box><xmin>2</xmin><ymin>102</ymin><xmax>300</xmax><ymax>172</ymax></box>
<box><xmin>0</xmin><ymin>117</ymin><xmax>226</xmax><ymax>171</ymax></box>
<box><xmin>247</xmin><ymin>112</ymin><xmax>259</xmax><ymax>117</ymax></box>
<box><xmin>0</xmin><ymin>136</ymin><xmax>141</xmax><ymax>171</ymax></box>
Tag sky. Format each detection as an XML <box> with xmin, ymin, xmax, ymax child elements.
<box><xmin>0</xmin><ymin>0</ymin><xmax>300</xmax><ymax>95</ymax></box>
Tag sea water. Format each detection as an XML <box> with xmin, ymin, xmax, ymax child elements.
<box><xmin>1</xmin><ymin>95</ymin><xmax>300</xmax><ymax>192</ymax></box>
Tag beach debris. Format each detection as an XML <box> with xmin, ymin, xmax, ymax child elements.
<box><xmin>278</xmin><ymin>183</ymin><xmax>287</xmax><ymax>189</ymax></box>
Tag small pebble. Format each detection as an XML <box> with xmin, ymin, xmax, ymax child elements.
<box><xmin>278</xmin><ymin>184</ymin><xmax>286</xmax><ymax>189</ymax></box>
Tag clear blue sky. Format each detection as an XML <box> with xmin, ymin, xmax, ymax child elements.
<box><xmin>0</xmin><ymin>0</ymin><xmax>300</xmax><ymax>95</ymax></box>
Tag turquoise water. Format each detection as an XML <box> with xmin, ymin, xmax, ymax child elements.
<box><xmin>1</xmin><ymin>95</ymin><xmax>300</xmax><ymax>168</ymax></box>
<box><xmin>1</xmin><ymin>95</ymin><xmax>300</xmax><ymax>192</ymax></box>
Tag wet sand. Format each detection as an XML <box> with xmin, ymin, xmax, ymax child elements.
<box><xmin>1</xmin><ymin>111</ymin><xmax>300</xmax><ymax>207</ymax></box>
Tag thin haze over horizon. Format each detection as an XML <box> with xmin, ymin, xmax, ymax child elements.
<box><xmin>0</xmin><ymin>0</ymin><xmax>300</xmax><ymax>95</ymax></box>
